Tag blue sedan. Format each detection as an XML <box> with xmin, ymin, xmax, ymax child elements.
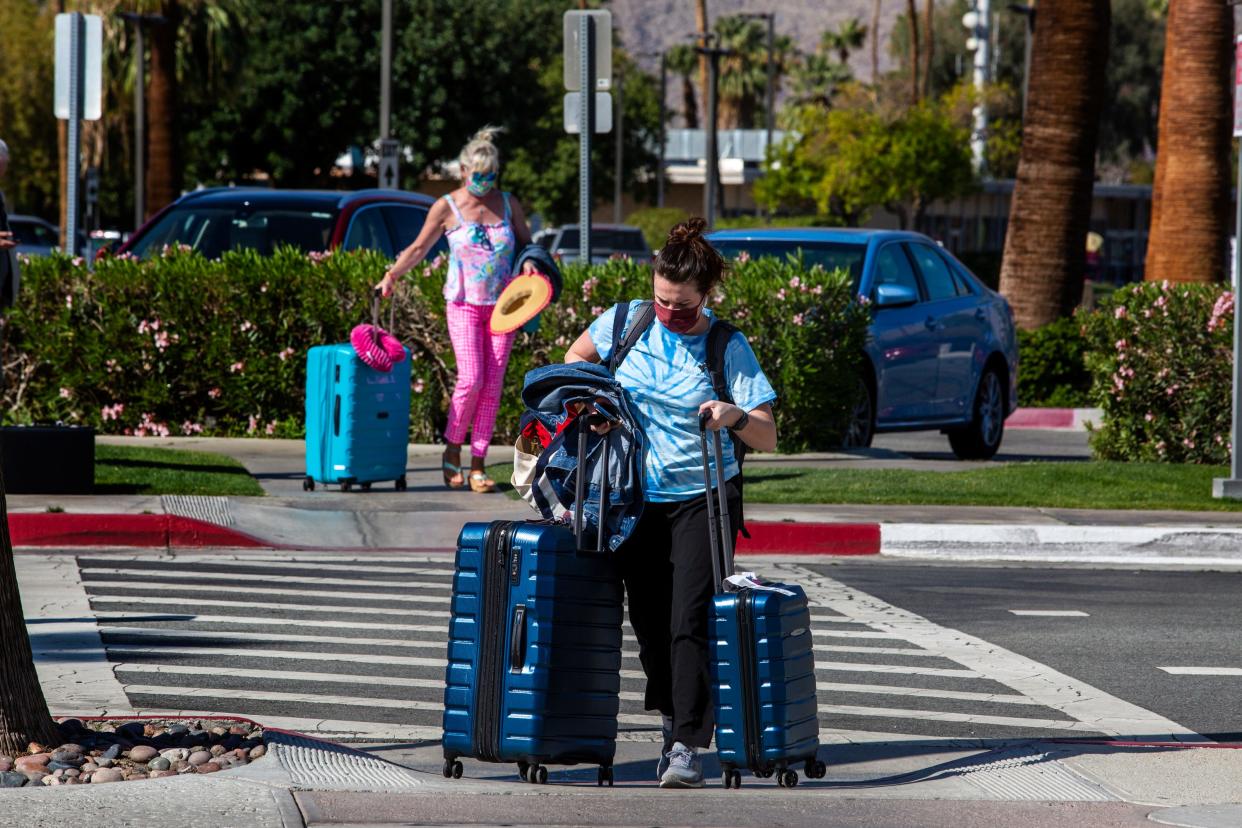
<box><xmin>709</xmin><ymin>228</ymin><xmax>1018</xmax><ymax>460</ymax></box>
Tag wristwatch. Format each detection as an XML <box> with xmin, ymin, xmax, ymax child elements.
<box><xmin>732</xmin><ymin>408</ymin><xmax>750</xmax><ymax>432</ymax></box>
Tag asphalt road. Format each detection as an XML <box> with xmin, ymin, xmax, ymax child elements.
<box><xmin>812</xmin><ymin>560</ymin><xmax>1242</xmax><ymax>742</ymax></box>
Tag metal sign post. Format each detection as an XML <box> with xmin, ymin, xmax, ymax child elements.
<box><xmin>1214</xmin><ymin>34</ymin><xmax>1242</xmax><ymax>500</ymax></box>
<box><xmin>565</xmin><ymin>10</ymin><xmax>612</xmax><ymax>264</ymax></box>
<box><xmin>54</xmin><ymin>12</ymin><xmax>102</xmax><ymax>256</ymax></box>
<box><xmin>379</xmin><ymin>138</ymin><xmax>400</xmax><ymax>189</ymax></box>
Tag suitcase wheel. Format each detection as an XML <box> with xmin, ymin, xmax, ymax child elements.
<box><xmin>517</xmin><ymin>760</ymin><xmax>529</xmax><ymax>781</ymax></box>
<box><xmin>302</xmin><ymin>477</ymin><xmax>315</xmax><ymax>492</ymax></box>
<box><xmin>442</xmin><ymin>759</ymin><xmax>462</xmax><ymax>779</ymax></box>
<box><xmin>360</xmin><ymin>482</ymin><xmax>372</xmax><ymax>491</ymax></box>
<box><xmin>526</xmin><ymin>764</ymin><xmax>547</xmax><ymax>785</ymax></box>
<box><xmin>805</xmin><ymin>759</ymin><xmax>827</xmax><ymax>779</ymax></box>
<box><xmin>341</xmin><ymin>480</ymin><xmax>353</xmax><ymax>492</ymax></box>
<box><xmin>596</xmin><ymin>765</ymin><xmax>613</xmax><ymax>787</ymax></box>
<box><xmin>777</xmin><ymin>769</ymin><xmax>798</xmax><ymax>788</ymax></box>
<box><xmin>395</xmin><ymin>476</ymin><xmax>408</xmax><ymax>491</ymax></box>
<box><xmin>722</xmin><ymin>768</ymin><xmax>741</xmax><ymax>789</ymax></box>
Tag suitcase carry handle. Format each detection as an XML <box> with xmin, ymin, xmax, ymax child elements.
<box><xmin>572</xmin><ymin>410</ymin><xmax>611</xmax><ymax>553</ymax></box>
<box><xmin>370</xmin><ymin>287</ymin><xmax>396</xmax><ymax>344</ymax></box>
<box><xmin>699</xmin><ymin>412</ymin><xmax>735</xmax><ymax>594</ymax></box>
<box><xmin>509</xmin><ymin>604</ymin><xmax>527</xmax><ymax>672</ymax></box>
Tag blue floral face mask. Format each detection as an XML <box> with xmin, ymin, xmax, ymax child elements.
<box><xmin>467</xmin><ymin>171</ymin><xmax>497</xmax><ymax>197</ymax></box>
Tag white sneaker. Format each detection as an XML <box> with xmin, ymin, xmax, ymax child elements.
<box><xmin>659</xmin><ymin>741</ymin><xmax>704</xmax><ymax>788</ymax></box>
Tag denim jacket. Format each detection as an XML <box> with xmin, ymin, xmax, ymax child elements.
<box><xmin>521</xmin><ymin>362</ymin><xmax>645</xmax><ymax>551</ymax></box>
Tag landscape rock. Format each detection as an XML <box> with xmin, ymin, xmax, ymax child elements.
<box><xmin>128</xmin><ymin>745</ymin><xmax>158</xmax><ymax>762</ymax></box>
<box><xmin>90</xmin><ymin>767</ymin><xmax>124</xmax><ymax>784</ymax></box>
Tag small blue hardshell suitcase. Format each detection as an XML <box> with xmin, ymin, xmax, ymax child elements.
<box><xmin>442</xmin><ymin>417</ymin><xmax>623</xmax><ymax>785</ymax></box>
<box><xmin>701</xmin><ymin>418</ymin><xmax>825</xmax><ymax>789</ymax></box>
<box><xmin>303</xmin><ymin>340</ymin><xmax>410</xmax><ymax>492</ymax></box>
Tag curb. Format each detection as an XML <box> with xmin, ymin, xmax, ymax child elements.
<box><xmin>1006</xmin><ymin>407</ymin><xmax>1101</xmax><ymax>431</ymax></box>
<box><xmin>740</xmin><ymin>522</ymin><xmax>880</xmax><ymax>555</ymax></box>
<box><xmin>10</xmin><ymin>513</ymin><xmax>267</xmax><ymax>548</ymax></box>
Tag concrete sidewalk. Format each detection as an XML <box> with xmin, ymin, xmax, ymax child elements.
<box><xmin>8</xmin><ymin>435</ymin><xmax>1242</xmax><ymax>564</ymax></box>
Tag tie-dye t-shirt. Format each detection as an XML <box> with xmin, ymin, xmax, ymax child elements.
<box><xmin>588</xmin><ymin>300</ymin><xmax>777</xmax><ymax>502</ymax></box>
<box><xmin>442</xmin><ymin>193</ymin><xmax>516</xmax><ymax>306</ymax></box>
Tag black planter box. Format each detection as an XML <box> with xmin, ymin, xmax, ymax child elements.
<box><xmin>0</xmin><ymin>425</ymin><xmax>95</xmax><ymax>494</ymax></box>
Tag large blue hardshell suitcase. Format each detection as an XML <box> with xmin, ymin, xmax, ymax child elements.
<box><xmin>304</xmin><ymin>343</ymin><xmax>410</xmax><ymax>492</ymax></box>
<box><xmin>699</xmin><ymin>420</ymin><xmax>825</xmax><ymax>789</ymax></box>
<box><xmin>442</xmin><ymin>419</ymin><xmax>623</xmax><ymax>785</ymax></box>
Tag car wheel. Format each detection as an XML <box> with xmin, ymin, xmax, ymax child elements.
<box><xmin>948</xmin><ymin>368</ymin><xmax>1005</xmax><ymax>460</ymax></box>
<box><xmin>842</xmin><ymin>376</ymin><xmax>875</xmax><ymax>449</ymax></box>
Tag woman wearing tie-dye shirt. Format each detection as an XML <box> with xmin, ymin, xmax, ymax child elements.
<box><xmin>564</xmin><ymin>218</ymin><xmax>778</xmax><ymax>789</ymax></box>
<box><xmin>377</xmin><ymin>127</ymin><xmax>536</xmax><ymax>492</ymax></box>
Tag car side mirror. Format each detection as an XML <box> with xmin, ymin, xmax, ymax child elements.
<box><xmin>874</xmin><ymin>283</ymin><xmax>918</xmax><ymax>309</ymax></box>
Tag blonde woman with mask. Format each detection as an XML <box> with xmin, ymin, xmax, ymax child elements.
<box><xmin>377</xmin><ymin>127</ymin><xmax>537</xmax><ymax>492</ymax></box>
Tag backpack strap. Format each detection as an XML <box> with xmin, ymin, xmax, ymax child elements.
<box><xmin>607</xmin><ymin>300</ymin><xmax>655</xmax><ymax>374</ymax></box>
<box><xmin>706</xmin><ymin>319</ymin><xmax>751</xmax><ymax>538</ymax></box>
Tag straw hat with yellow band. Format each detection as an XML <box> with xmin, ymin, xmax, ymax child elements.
<box><xmin>490</xmin><ymin>271</ymin><xmax>554</xmax><ymax>335</ymax></box>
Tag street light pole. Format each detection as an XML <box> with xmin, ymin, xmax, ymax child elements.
<box><xmin>658</xmin><ymin>52</ymin><xmax>667</xmax><ymax>207</ymax></box>
<box><xmin>381</xmin><ymin>0</ymin><xmax>392</xmax><ymax>140</ymax></box>
<box><xmin>614</xmin><ymin>69</ymin><xmax>624</xmax><ymax>224</ymax></box>
<box><xmin>696</xmin><ymin>36</ymin><xmax>730</xmax><ymax>228</ymax></box>
<box><xmin>1007</xmin><ymin>4</ymin><xmax>1035</xmax><ymax>120</ymax></box>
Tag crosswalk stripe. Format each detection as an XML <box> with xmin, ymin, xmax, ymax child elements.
<box><xmin>97</xmin><ymin>626</ymin><xmax>445</xmax><ymax>649</ymax></box>
<box><xmin>92</xmin><ymin>612</ymin><xmax>445</xmax><ymax>634</ymax></box>
<box><xmin>88</xmin><ymin>596</ymin><xmax>453</xmax><ymax>618</ymax></box>
<box><xmin>816</xmin><ymin>682</ymin><xmax>1036</xmax><ymax>705</ymax></box>
<box><xmin>813</xmin><ymin>629</ymin><xmax>914</xmax><ymax>640</ymax></box>
<box><xmin>817</xmin><ymin>703</ymin><xmax>1101</xmax><ymax>731</ymax></box>
<box><xmin>80</xmin><ymin>568</ymin><xmax>452</xmax><ymax>590</ymax></box>
<box><xmin>122</xmin><ymin>710</ymin><xmax>447</xmax><ymax>743</ymax></box>
<box><xmin>814</xmin><ymin>645</ymin><xmax>941</xmax><ymax>657</ymax></box>
<box><xmin>810</xmin><ymin>615</ymin><xmax>864</xmax><ymax>624</ymax></box>
<box><xmin>121</xmin><ymin>685</ymin><xmax>657</xmax><ymax>725</ymax></box>
<box><xmin>83</xmin><ymin>560</ymin><xmax>457</xmax><ymax>577</ymax></box>
<box><xmin>815</xmin><ymin>661</ymin><xmax>982</xmax><ymax>678</ymax></box>
<box><xmin>112</xmin><ymin>663</ymin><xmax>650</xmax><ymax>702</ymax></box>
<box><xmin>82</xmin><ymin>580</ymin><xmax>451</xmax><ymax>604</ymax></box>
<box><xmin>1157</xmin><ymin>667</ymin><xmax>1242</xmax><ymax>676</ymax></box>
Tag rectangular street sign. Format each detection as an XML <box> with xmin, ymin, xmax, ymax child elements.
<box><xmin>563</xmin><ymin>92</ymin><xmax>613</xmax><ymax>134</ymax></box>
<box><xmin>563</xmin><ymin>10</ymin><xmax>612</xmax><ymax>91</ymax></box>
<box><xmin>378</xmin><ymin>138</ymin><xmax>400</xmax><ymax>189</ymax></box>
<box><xmin>54</xmin><ymin>13</ymin><xmax>102</xmax><ymax>121</ymax></box>
<box><xmin>1235</xmin><ymin>36</ymin><xmax>1242</xmax><ymax>138</ymax></box>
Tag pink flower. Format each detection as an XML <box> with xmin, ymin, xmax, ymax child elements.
<box><xmin>1156</xmin><ymin>440</ymin><xmax>1167</xmax><ymax>454</ymax></box>
<box><xmin>240</xmin><ymin>320</ymin><xmax>254</xmax><ymax>332</ymax></box>
<box><xmin>736</xmin><ymin>251</ymin><xmax>750</xmax><ymax>263</ymax></box>
<box><xmin>247</xmin><ymin>415</ymin><xmax>259</xmax><ymax>434</ymax></box>
<box><xmin>101</xmin><ymin>403</ymin><xmax>125</xmax><ymax>421</ymax></box>
<box><xmin>105</xmin><ymin>359</ymin><xmax>118</xmax><ymax>373</ymax></box>
<box><xmin>137</xmin><ymin>320</ymin><xmax>151</xmax><ymax>334</ymax></box>
<box><xmin>792</xmin><ymin>313</ymin><xmax>804</xmax><ymax>326</ymax></box>
<box><xmin>208</xmin><ymin>387</ymin><xmax>222</xmax><ymax>399</ymax></box>
<box><xmin>154</xmin><ymin>331</ymin><xmax>170</xmax><ymax>351</ymax></box>
<box><xmin>413</xmin><ymin>379</ymin><xmax>425</xmax><ymax>394</ymax></box>
<box><xmin>181</xmin><ymin>421</ymin><xmax>204</xmax><ymax>435</ymax></box>
<box><xmin>65</xmin><ymin>295</ymin><xmax>73</xmax><ymax>309</ymax></box>
<box><xmin>1115</xmin><ymin>339</ymin><xmax>1127</xmax><ymax>351</ymax></box>
<box><xmin>260</xmin><ymin>283</ymin><xmax>269</xmax><ymax>293</ymax></box>
<box><xmin>1145</xmin><ymin>413</ymin><xmax>1154</xmax><ymax>422</ymax></box>
<box><xmin>307</xmin><ymin>250</ymin><xmax>332</xmax><ymax>264</ymax></box>
<box><xmin>265</xmin><ymin>421</ymin><xmax>277</xmax><ymax>435</ymax></box>
<box><xmin>590</xmin><ymin>305</ymin><xmax>604</xmax><ymax>316</ymax></box>
<box><xmin>59</xmin><ymin>387</ymin><xmax>72</xmax><ymax>399</ymax></box>
<box><xmin>1183</xmin><ymin>438</ymin><xmax>1195</xmax><ymax>449</ymax></box>
<box><xmin>230</xmin><ymin>361</ymin><xmax>245</xmax><ymax>374</ymax></box>
<box><xmin>277</xmin><ymin>347</ymin><xmax>296</xmax><ymax>361</ymax></box>
<box><xmin>72</xmin><ymin>256</ymin><xmax>84</xmax><ymax>267</ymax></box>
<box><xmin>1114</xmin><ymin>306</ymin><xmax>1127</xmax><ymax>319</ymax></box>
<box><xmin>776</xmin><ymin>289</ymin><xmax>787</xmax><ymax>301</ymax></box>
<box><xmin>789</xmin><ymin>276</ymin><xmax>801</xmax><ymax>289</ymax></box>
<box><xmin>811</xmin><ymin>285</ymin><xmax>824</xmax><ymax>296</ymax></box>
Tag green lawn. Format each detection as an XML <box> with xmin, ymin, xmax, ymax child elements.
<box><xmin>489</xmin><ymin>461</ymin><xmax>1242</xmax><ymax>512</ymax></box>
<box><xmin>94</xmin><ymin>444</ymin><xmax>264</xmax><ymax>496</ymax></box>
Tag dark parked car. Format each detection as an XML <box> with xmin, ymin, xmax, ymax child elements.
<box><xmin>8</xmin><ymin>214</ymin><xmax>62</xmax><ymax>257</ymax></box>
<box><xmin>709</xmin><ymin>228</ymin><xmax>1019</xmax><ymax>460</ymax></box>
<box><xmin>113</xmin><ymin>188</ymin><xmax>448</xmax><ymax>260</ymax></box>
<box><xmin>537</xmin><ymin>224</ymin><xmax>651</xmax><ymax>263</ymax></box>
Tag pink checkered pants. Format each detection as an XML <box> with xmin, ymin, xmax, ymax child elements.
<box><xmin>444</xmin><ymin>301</ymin><xmax>516</xmax><ymax>457</ymax></box>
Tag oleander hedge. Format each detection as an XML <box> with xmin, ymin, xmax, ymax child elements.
<box><xmin>1081</xmin><ymin>280</ymin><xmax>1233</xmax><ymax>464</ymax></box>
<box><xmin>2</xmin><ymin>247</ymin><xmax>869</xmax><ymax>452</ymax></box>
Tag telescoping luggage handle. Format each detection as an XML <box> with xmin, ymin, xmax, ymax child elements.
<box><xmin>699</xmin><ymin>412</ymin><xmax>735</xmax><ymax>594</ymax></box>
<box><xmin>572</xmin><ymin>410</ymin><xmax>612</xmax><ymax>553</ymax></box>
<box><xmin>370</xmin><ymin>287</ymin><xmax>397</xmax><ymax>341</ymax></box>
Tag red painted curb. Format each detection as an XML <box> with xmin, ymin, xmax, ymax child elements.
<box><xmin>1006</xmin><ymin>408</ymin><xmax>1075</xmax><ymax>429</ymax></box>
<box><xmin>10</xmin><ymin>513</ymin><xmax>267</xmax><ymax>548</ymax></box>
<box><xmin>737</xmin><ymin>521</ymin><xmax>881</xmax><ymax>556</ymax></box>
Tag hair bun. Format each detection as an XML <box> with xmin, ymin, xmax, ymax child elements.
<box><xmin>666</xmin><ymin>217</ymin><xmax>707</xmax><ymax>245</ymax></box>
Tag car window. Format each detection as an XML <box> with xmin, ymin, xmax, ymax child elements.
<box><xmin>554</xmin><ymin>228</ymin><xmax>650</xmax><ymax>253</ymax></box>
<box><xmin>938</xmin><ymin>249</ymin><xmax>977</xmax><ymax>295</ymax></box>
<box><xmin>382</xmin><ymin>205</ymin><xmax>448</xmax><ymax>259</ymax></box>
<box><xmin>908</xmin><ymin>243</ymin><xmax>958</xmax><ymax>302</ymax></box>
<box><xmin>130</xmin><ymin>206</ymin><xmax>336</xmax><ymax>259</ymax></box>
<box><xmin>872</xmin><ymin>244</ymin><xmax>920</xmax><ymax>298</ymax></box>
<box><xmin>11</xmin><ymin>221</ymin><xmax>57</xmax><ymax>246</ymax></box>
<box><xmin>342</xmin><ymin>206</ymin><xmax>394</xmax><ymax>257</ymax></box>
<box><xmin>711</xmin><ymin>240</ymin><xmax>867</xmax><ymax>293</ymax></box>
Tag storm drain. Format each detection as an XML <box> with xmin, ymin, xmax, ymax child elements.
<box><xmin>953</xmin><ymin>747</ymin><xmax>1116</xmax><ymax>801</ymax></box>
<box><xmin>163</xmin><ymin>495</ymin><xmax>234</xmax><ymax>527</ymax></box>
<box><xmin>268</xmin><ymin>731</ymin><xmax>424</xmax><ymax>791</ymax></box>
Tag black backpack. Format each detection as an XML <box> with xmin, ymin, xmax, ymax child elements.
<box><xmin>607</xmin><ymin>300</ymin><xmax>751</xmax><ymax>537</ymax></box>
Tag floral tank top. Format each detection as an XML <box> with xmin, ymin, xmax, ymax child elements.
<box><xmin>442</xmin><ymin>192</ymin><xmax>516</xmax><ymax>306</ymax></box>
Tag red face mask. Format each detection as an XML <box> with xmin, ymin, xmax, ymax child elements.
<box><xmin>654</xmin><ymin>298</ymin><xmax>703</xmax><ymax>334</ymax></box>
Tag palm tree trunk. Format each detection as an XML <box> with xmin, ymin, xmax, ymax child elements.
<box><xmin>997</xmin><ymin>0</ymin><xmax>1110</xmax><ymax>330</ymax></box>
<box><xmin>695</xmin><ymin>0</ymin><xmax>709</xmax><ymax>129</ymax></box>
<box><xmin>922</xmin><ymin>0</ymin><xmax>935</xmax><ymax>100</ymax></box>
<box><xmin>145</xmin><ymin>1</ymin><xmax>181</xmax><ymax>218</ymax></box>
<box><xmin>0</xmin><ymin>457</ymin><xmax>59</xmax><ymax>756</ymax></box>
<box><xmin>906</xmin><ymin>0</ymin><xmax>921</xmax><ymax>104</ymax></box>
<box><xmin>871</xmin><ymin>0</ymin><xmax>882</xmax><ymax>83</ymax></box>
<box><xmin>1145</xmin><ymin>0</ymin><xmax>1232</xmax><ymax>284</ymax></box>
<box><xmin>681</xmin><ymin>78</ymin><xmax>699</xmax><ymax>128</ymax></box>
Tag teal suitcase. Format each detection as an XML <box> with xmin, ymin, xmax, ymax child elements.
<box><xmin>304</xmin><ymin>343</ymin><xmax>410</xmax><ymax>492</ymax></box>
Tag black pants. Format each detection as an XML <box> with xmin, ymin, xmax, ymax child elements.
<box><xmin>620</xmin><ymin>478</ymin><xmax>741</xmax><ymax>749</ymax></box>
